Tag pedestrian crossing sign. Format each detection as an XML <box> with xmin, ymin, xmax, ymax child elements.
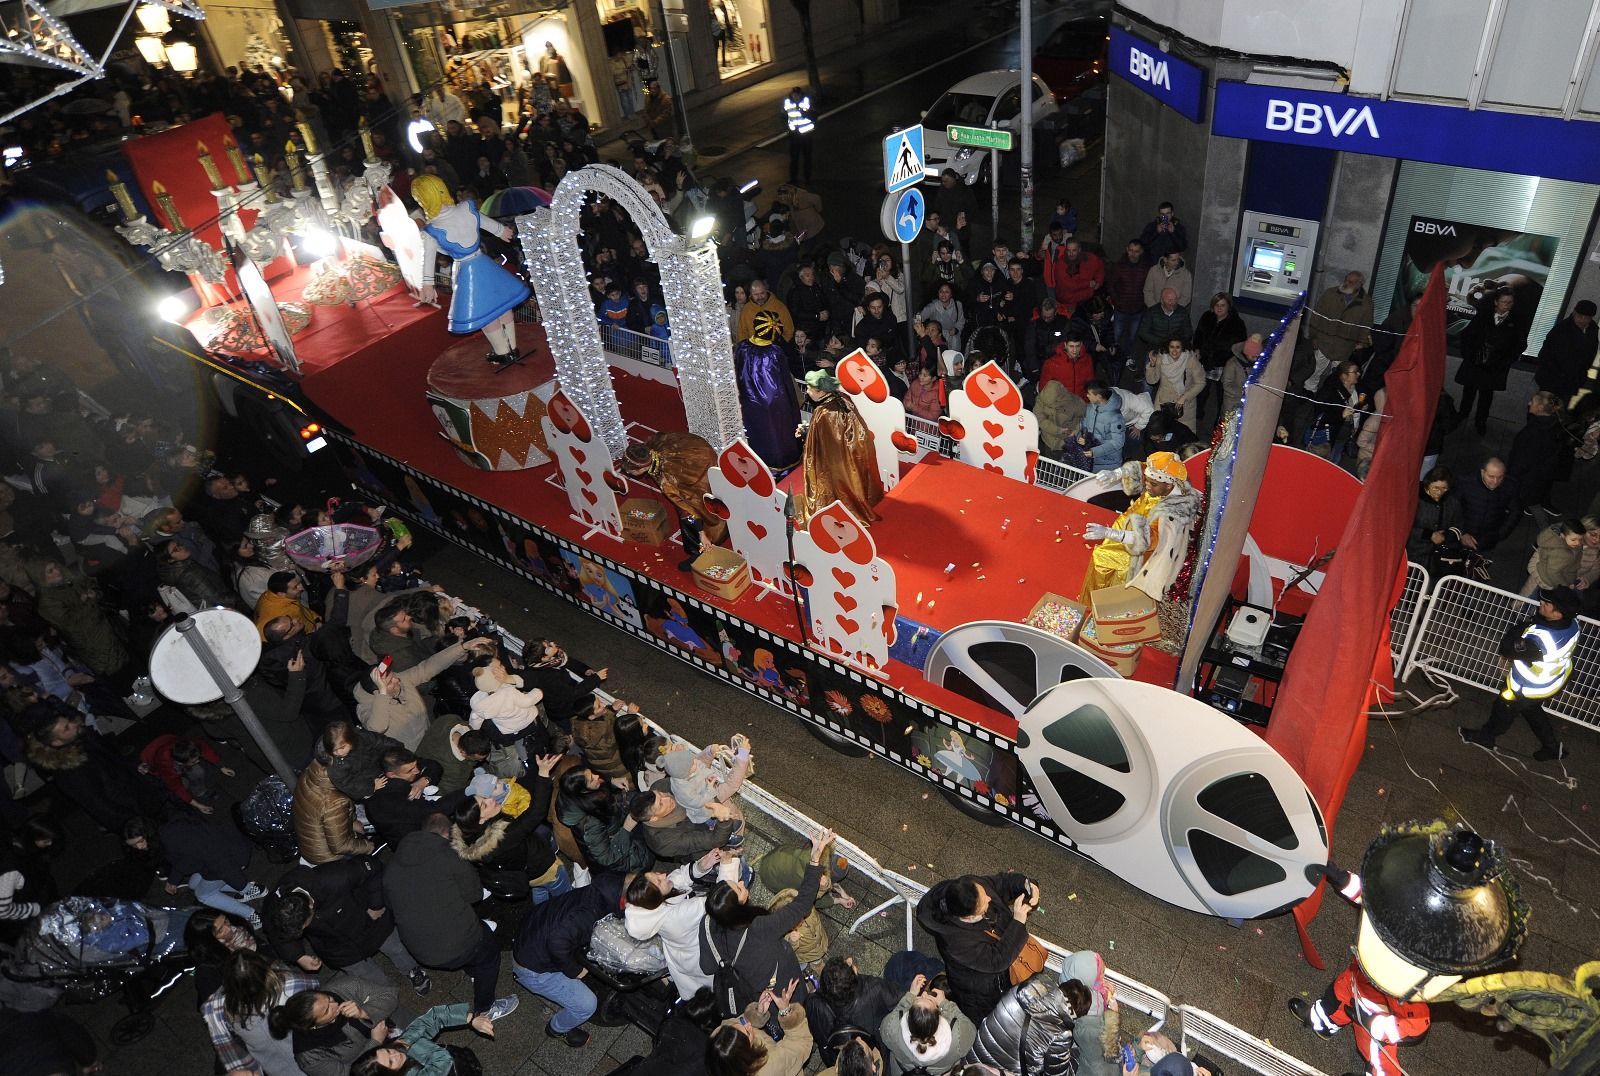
<box><xmin>883</xmin><ymin>125</ymin><xmax>925</xmax><ymax>194</ymax></box>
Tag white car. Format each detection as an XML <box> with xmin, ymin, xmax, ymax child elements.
<box><xmin>920</xmin><ymin>70</ymin><xmax>1059</xmax><ymax>186</ymax></box>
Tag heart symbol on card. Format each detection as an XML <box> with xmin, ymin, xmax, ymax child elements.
<box><xmin>982</xmin><ymin>442</ymin><xmax>1004</xmax><ymax>460</ymax></box>
<box><xmin>835</xmin><ymin>592</ymin><xmax>858</xmax><ymax>612</ymax></box>
<box><xmin>747</xmin><ymin>521</ymin><xmax>768</xmax><ymax>540</ymax></box>
<box><xmin>580</xmin><ymin>488</ymin><xmax>598</xmax><ymax>505</ymax></box>
<box><xmin>836</xmin><ymin>614</ymin><xmax>859</xmax><ymax>634</ymax></box>
<box><xmin>832</xmin><ymin>567</ymin><xmax>856</xmax><ymax>588</ymax></box>
<box><xmin>575</xmin><ymin>467</ymin><xmax>593</xmax><ymax>486</ymax></box>
<box><xmin>570</xmin><ymin>446</ymin><xmax>586</xmax><ymax>464</ymax></box>
<box><xmin>983</xmin><ymin>463</ymin><xmax>1003</xmax><ymax>474</ymax></box>
<box><xmin>983</xmin><ymin>420</ymin><xmax>1004</xmax><ymax>438</ymax></box>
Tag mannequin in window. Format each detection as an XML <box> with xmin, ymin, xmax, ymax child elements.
<box><xmin>540</xmin><ymin>43</ymin><xmax>574</xmax><ymax>98</ymax></box>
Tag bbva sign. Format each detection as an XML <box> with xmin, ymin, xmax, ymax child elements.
<box><xmin>1264</xmin><ymin>99</ymin><xmax>1380</xmax><ymax>139</ymax></box>
<box><xmin>1127</xmin><ymin>45</ymin><xmax>1171</xmax><ymax>90</ymax></box>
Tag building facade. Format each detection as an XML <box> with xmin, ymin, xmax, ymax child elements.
<box><xmin>1102</xmin><ymin>0</ymin><xmax>1600</xmax><ymax>357</ymax></box>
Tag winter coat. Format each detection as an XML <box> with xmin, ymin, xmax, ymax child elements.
<box><xmin>556</xmin><ymin>790</ymin><xmax>653</xmax><ymax>873</ymax></box>
<box><xmin>699</xmin><ymin>861</ymin><xmax>823</xmax><ymax>1014</ymax></box>
<box><xmin>449</xmin><ymin>773</ymin><xmax>557</xmax><ymax>887</ymax></box>
<box><xmin>1081</xmin><ymin>395</ymin><xmax>1127</xmax><ymax>472</ymax></box>
<box><xmin>1535</xmin><ymin>314</ymin><xmax>1600</xmax><ymax>399</ymax></box>
<box><xmin>267</xmin><ymin>858</ymin><xmax>395</xmax><ymax>970</ymax></box>
<box><xmin>787</xmin><ymin>279</ymin><xmax>830</xmax><ymax>338</ymax></box>
<box><xmin>881</xmin><ymin>986</ymin><xmax>976</xmax><ymax>1076</ymax></box>
<box><xmin>571</xmin><ymin>709</ymin><xmax>627</xmax><ymax>780</ymax></box>
<box><xmin>786</xmin><ymin>187</ymin><xmax>826</xmax><ymax>243</ymax></box>
<box><xmin>1457</xmin><ymin>472</ymin><xmax>1520</xmax><ymax>551</ymax></box>
<box><xmin>807</xmin><ymin>972</ymin><xmax>901</xmax><ymax>1064</ymax></box>
<box><xmin>1507</xmin><ymin>412</ymin><xmax>1565</xmax><ymax>502</ymax></box>
<box><xmin>1527</xmin><ymin>525</ymin><xmax>1581</xmax><ymax>590</ymax></box>
<box><xmin>1146</xmin><ymin>350</ymin><xmax>1205</xmax><ymax>430</ymax></box>
<box><xmin>1138</xmin><ymin>216</ymin><xmax>1188</xmax><ymax>260</ymax></box>
<box><xmin>906</xmin><ymin>377</ymin><xmax>946</xmax><ymax>421</ymax></box>
<box><xmin>1455</xmin><ymin>308</ymin><xmax>1528</xmax><ymax>392</ymax></box>
<box><xmin>1105</xmin><ymin>257</ymin><xmax>1148</xmax><ymax>315</ymax></box>
<box><xmin>24</xmin><ymin>728</ymin><xmax>168</xmax><ymax>833</ymax></box>
<box><xmin>1142</xmin><ymin>259</ymin><xmax>1192</xmax><ymax>310</ymax></box>
<box><xmin>320</xmin><ymin>728</ymin><xmax>400</xmax><ymax>802</ymax></box>
<box><xmin>718</xmin><ymin>1004</ymin><xmax>813</xmax><ymax>1076</ymax></box>
<box><xmin>383</xmin><ymin>830</ymin><xmax>484</xmax><ymax>967</ymax></box>
<box><xmin>865</xmin><ymin>274</ymin><xmax>909</xmax><ymax>325</ymax></box>
<box><xmin>1307</xmin><ymin>286</ymin><xmax>1374</xmax><ymax>366</ymax></box>
<box><xmin>513</xmin><ymin>871</ymin><xmax>623</xmax><ymax>977</ymax></box>
<box><xmin>28</xmin><ymin>563</ymin><xmax>126</xmax><ymax>677</ymax></box>
<box><xmin>292</xmin><ymin>759</ymin><xmax>375</xmax><ymax>865</ymax></box>
<box><xmin>630</xmin><ymin>1005</ymin><xmax>712</xmax><ymax>1076</ymax></box>
<box><xmin>914</xmin><ymin>873</ymin><xmax>1031</xmax><ymax>1023</ymax></box>
<box><xmin>416</xmin><ymin>718</ymin><xmax>481</xmax><ymax>795</ymax></box>
<box><xmin>156</xmin><ymin>811</ymin><xmax>252</xmax><ymax>889</ymax></box>
<box><xmin>468</xmin><ymin>667</ymin><xmax>545</xmax><ymax>739</ymax></box>
<box><xmin>920</xmin><ymin>298</ymin><xmax>967</xmax><ymax>351</ymax></box>
<box><xmin>1034</xmin><ymin>382</ymin><xmax>1087</xmax><ymax>456</ymax></box>
<box><xmin>1192</xmin><ymin>310</ymin><xmax>1248</xmax><ymax>372</ymax></box>
<box><xmin>365</xmin><ymin>759</ymin><xmax>463</xmax><ymax>847</ymax></box>
<box><xmin>521</xmin><ymin>660</ymin><xmax>601</xmax><ymax>727</ymax></box>
<box><xmin>625</xmin><ymin>860</ymin><xmax>723</xmax><ymax>999</ymax></box>
<box><xmin>353</xmin><ymin>641</ymin><xmax>468</xmax><ymax>751</ymax></box>
<box><xmin>1406</xmin><ymin>490</ymin><xmax>1466</xmax><ymax>565</ymax></box>
<box><xmin>1040</xmin><ymin>346</ymin><xmax>1094</xmax><ymax>400</ymax></box>
<box><xmin>1043</xmin><ymin>251</ymin><xmax>1104</xmax><ymax>314</ymax></box>
<box><xmin>365</xmin><ymin>625</ymin><xmax>435</xmax><ymax>677</ymax></box>
<box><xmin>968</xmin><ymin>971</ymin><xmax>1081</xmax><ymax>1076</ymax></box>
<box><xmin>138</xmin><ymin>734</ymin><xmax>222</xmax><ymax>805</ymax></box>
<box><xmin>254</xmin><ymin>588</ymin><xmax>320</xmax><ymax>639</ymax></box>
<box><xmin>1059</xmin><ymin>951</ymin><xmax>1120</xmax><ymax>1076</ymax></box>
<box><xmin>386</xmin><ymin>1003</ymin><xmax>475</xmax><ymax>1076</ymax></box>
<box><xmin>1135</xmin><ymin>304</ymin><xmax>1192</xmax><ymax>353</ymax></box>
<box><xmin>158</xmin><ymin>558</ymin><xmax>235</xmax><ymax>611</ymax></box>
<box><xmin>1114</xmin><ymin>388</ymin><xmax>1155</xmax><ymax>433</ymax></box>
<box><xmin>1023</xmin><ymin>314</ymin><xmax>1075</xmax><ymax>377</ymax></box>
<box><xmin>638</xmin><ymin>785</ymin><xmax>740</xmax><ymax>864</ymax></box>
<box><xmin>238</xmin><ymin>666</ymin><xmax>315</xmax><ymax>770</ymax></box>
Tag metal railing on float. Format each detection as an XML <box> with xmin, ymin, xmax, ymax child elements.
<box><xmin>598</xmin><ymin>322</ymin><xmax>676</xmax><ymax>370</ymax></box>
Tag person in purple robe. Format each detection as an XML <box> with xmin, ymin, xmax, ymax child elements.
<box><xmin>734</xmin><ymin>310</ymin><xmax>803</xmax><ymax>473</ymax></box>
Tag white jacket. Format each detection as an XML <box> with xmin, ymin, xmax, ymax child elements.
<box><xmin>1114</xmin><ymin>387</ymin><xmax>1155</xmax><ymax>432</ymax></box>
<box><xmin>468</xmin><ymin>671</ymin><xmax>544</xmax><ymax>736</ymax></box>
<box><xmin>624</xmin><ymin>860</ymin><xmax>735</xmax><ymax>1000</ymax></box>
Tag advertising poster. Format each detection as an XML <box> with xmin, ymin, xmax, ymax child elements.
<box><xmin>1392</xmin><ymin>214</ymin><xmax>1557</xmax><ymax>346</ymax></box>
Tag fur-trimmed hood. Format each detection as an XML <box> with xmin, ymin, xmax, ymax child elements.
<box><xmin>24</xmin><ymin>736</ymin><xmax>86</xmax><ymax>771</ymax></box>
<box><xmin>450</xmin><ymin>818</ymin><xmax>510</xmax><ymax>861</ymax></box>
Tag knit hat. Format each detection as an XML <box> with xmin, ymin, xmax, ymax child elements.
<box><xmin>464</xmin><ymin>772</ymin><xmax>508</xmax><ymax>803</ymax></box>
<box><xmin>804</xmin><ymin>369</ymin><xmax>840</xmax><ymax>392</ymax></box>
<box><xmin>1577</xmin><ymin>300</ymin><xmax>1597</xmax><ymax>317</ymax></box>
<box><xmin>826</xmin><ymin>251</ymin><xmax>847</xmax><ymax>269</ymax></box>
<box><xmin>661</xmin><ymin>747</ymin><xmax>699</xmax><ymax>779</ymax></box>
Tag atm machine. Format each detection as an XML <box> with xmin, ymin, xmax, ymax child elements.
<box><xmin>1232</xmin><ymin>211</ymin><xmax>1321</xmax><ymax>307</ymax></box>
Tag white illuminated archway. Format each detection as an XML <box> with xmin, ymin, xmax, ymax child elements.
<box><xmin>516</xmin><ymin>165</ymin><xmax>745</xmax><ymax>459</ymax></box>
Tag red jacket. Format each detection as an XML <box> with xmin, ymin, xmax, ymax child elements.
<box><xmin>1040</xmin><ymin>345</ymin><xmax>1094</xmax><ymax>399</ymax></box>
<box><xmin>139</xmin><ymin>734</ymin><xmax>221</xmax><ymax>804</ymax></box>
<box><xmin>1042</xmin><ymin>249</ymin><xmax>1104</xmax><ymax>315</ymax></box>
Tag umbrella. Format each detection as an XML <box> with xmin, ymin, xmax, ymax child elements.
<box><xmin>282</xmin><ymin>524</ymin><xmax>382</xmax><ymax>572</ymax></box>
<box><xmin>480</xmin><ymin>185</ymin><xmax>552</xmax><ymax>218</ymax></box>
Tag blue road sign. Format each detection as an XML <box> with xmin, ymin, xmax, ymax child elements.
<box><xmin>883</xmin><ymin>125</ymin><xmax>925</xmax><ymax>193</ymax></box>
<box><xmin>893</xmin><ymin>187</ymin><xmax>925</xmax><ymax>243</ymax></box>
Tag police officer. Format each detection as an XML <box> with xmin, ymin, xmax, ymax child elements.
<box><xmin>1460</xmin><ymin>584</ymin><xmax>1579</xmax><ymax>760</ymax></box>
<box><xmin>782</xmin><ymin>85</ymin><xmax>814</xmax><ymax>185</ymax></box>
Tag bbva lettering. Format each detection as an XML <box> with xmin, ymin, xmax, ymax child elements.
<box><xmin>1413</xmin><ymin>221</ymin><xmax>1458</xmax><ymax>236</ymax></box>
<box><xmin>1264</xmin><ymin>99</ymin><xmax>1380</xmax><ymax>139</ymax></box>
<box><xmin>1128</xmin><ymin>47</ymin><xmax>1172</xmax><ymax>91</ymax></box>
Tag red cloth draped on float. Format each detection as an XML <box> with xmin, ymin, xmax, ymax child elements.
<box><xmin>1267</xmin><ymin>267</ymin><xmax>1445</xmax><ymax>967</ymax></box>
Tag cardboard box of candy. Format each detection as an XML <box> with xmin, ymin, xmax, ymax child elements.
<box><xmin>1088</xmin><ymin>584</ymin><xmax>1161</xmax><ymax>645</ymax></box>
<box><xmin>1079</xmin><ymin>615</ymin><xmax>1143</xmax><ymax>675</ymax></box>
<box><xmin>620</xmin><ymin>498</ymin><xmax>672</xmax><ymax>545</ymax></box>
<box><xmin>691</xmin><ymin>546</ymin><xmax>751</xmax><ymax>601</ymax></box>
<box><xmin>1025</xmin><ymin>592</ymin><xmax>1087</xmax><ymax>643</ymax></box>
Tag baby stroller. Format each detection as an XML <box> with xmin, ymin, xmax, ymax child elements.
<box><xmin>0</xmin><ymin>895</ymin><xmax>196</xmax><ymax>1043</ymax></box>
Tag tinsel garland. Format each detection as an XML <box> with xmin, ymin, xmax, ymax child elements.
<box><xmin>1169</xmin><ymin>418</ymin><xmax>1229</xmax><ymax>603</ymax></box>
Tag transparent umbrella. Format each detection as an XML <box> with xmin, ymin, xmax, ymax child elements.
<box><xmin>282</xmin><ymin>523</ymin><xmax>383</xmax><ymax>572</ymax></box>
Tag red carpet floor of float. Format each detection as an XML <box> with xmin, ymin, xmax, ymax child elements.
<box><xmin>295</xmin><ymin>311</ymin><xmax>1183</xmax><ymax>734</ymax></box>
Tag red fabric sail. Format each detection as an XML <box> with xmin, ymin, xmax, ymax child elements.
<box><xmin>1266</xmin><ymin>267</ymin><xmax>1446</xmax><ymax>966</ymax></box>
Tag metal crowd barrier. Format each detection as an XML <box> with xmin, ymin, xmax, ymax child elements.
<box><xmin>1404</xmin><ymin>574</ymin><xmax>1600</xmax><ymax>731</ymax></box>
<box><xmin>734</xmin><ymin>774</ymin><xmax>1327</xmax><ymax>1076</ymax></box>
<box><xmin>1390</xmin><ymin>560</ymin><xmax>1431</xmax><ymax>669</ymax></box>
<box><xmin>598</xmin><ymin>322</ymin><xmax>675</xmax><ymax>370</ymax></box>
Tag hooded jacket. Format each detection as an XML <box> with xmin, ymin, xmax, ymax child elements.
<box><xmin>625</xmin><ymin>859</ymin><xmax>728</xmax><ymax>999</ymax></box>
<box><xmin>1142</xmin><ymin>257</ymin><xmax>1192</xmax><ymax>310</ymax></box>
<box><xmin>1536</xmin><ymin>314</ymin><xmax>1600</xmax><ymax>398</ymax></box>
<box><xmin>383</xmin><ymin>830</ymin><xmax>483</xmax><ymax>967</ymax></box>
<box><xmin>968</xmin><ymin>971</ymin><xmax>1081</xmax><ymax>1076</ymax></box>
<box><xmin>448</xmin><ymin>772</ymin><xmax>557</xmax><ymax>886</ymax></box>
<box><xmin>24</xmin><ymin>721</ymin><xmax>167</xmax><ymax>833</ymax></box>
<box><xmin>556</xmin><ymin>787</ymin><xmax>653</xmax><ymax>873</ymax></box>
<box><xmin>1081</xmin><ymin>393</ymin><xmax>1127</xmax><ymax>472</ymax></box>
<box><xmin>880</xmin><ymin>986</ymin><xmax>975</xmax><ymax>1076</ymax></box>
<box><xmin>913</xmin><ymin>873</ymin><xmax>1030</xmax><ymax>1023</ymax></box>
<box><xmin>1060</xmin><ymin>951</ymin><xmax>1120</xmax><ymax>1076</ymax></box>
<box><xmin>253</xmin><ymin>587</ymin><xmax>320</xmax><ymax>639</ymax></box>
<box><xmin>27</xmin><ymin>561</ymin><xmax>126</xmax><ymax>677</ymax></box>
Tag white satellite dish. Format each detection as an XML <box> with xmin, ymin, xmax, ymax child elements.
<box><xmin>148</xmin><ymin>608</ymin><xmax>262</xmax><ymax>705</ymax></box>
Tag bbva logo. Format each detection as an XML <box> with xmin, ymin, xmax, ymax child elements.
<box><xmin>1413</xmin><ymin>220</ymin><xmax>1458</xmax><ymax>236</ymax></box>
<box><xmin>1264</xmin><ymin>99</ymin><xmax>1380</xmax><ymax>138</ymax></box>
<box><xmin>1128</xmin><ymin>46</ymin><xmax>1171</xmax><ymax>90</ymax></box>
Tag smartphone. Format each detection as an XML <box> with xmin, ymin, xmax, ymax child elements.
<box><xmin>376</xmin><ymin>655</ymin><xmax>393</xmax><ymax>677</ymax></box>
<box><xmin>1121</xmin><ymin>1043</ymin><xmax>1136</xmax><ymax>1070</ymax></box>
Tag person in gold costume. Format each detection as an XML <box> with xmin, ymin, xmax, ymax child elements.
<box><xmin>1079</xmin><ymin>452</ymin><xmax>1191</xmax><ymax>600</ymax></box>
<box><xmin>796</xmin><ymin>370</ymin><xmax>885</xmax><ymax>527</ymax></box>
<box><xmin>620</xmin><ymin>432</ymin><xmax>728</xmax><ymax>570</ymax></box>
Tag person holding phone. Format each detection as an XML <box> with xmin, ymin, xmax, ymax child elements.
<box><xmin>707</xmin><ymin>976</ymin><xmax>812</xmax><ymax>1076</ymax></box>
<box><xmin>914</xmin><ymin>871</ymin><xmax>1039</xmax><ymax>1022</ymax></box>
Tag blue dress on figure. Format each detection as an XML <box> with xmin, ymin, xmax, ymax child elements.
<box><xmin>422</xmin><ymin>201</ymin><xmax>531</xmax><ymax>333</ymax></box>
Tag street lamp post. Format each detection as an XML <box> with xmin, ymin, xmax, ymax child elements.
<box><xmin>1018</xmin><ymin>0</ymin><xmax>1035</xmax><ymax>250</ymax></box>
<box><xmin>652</xmin><ymin>0</ymin><xmax>694</xmax><ymax>150</ymax></box>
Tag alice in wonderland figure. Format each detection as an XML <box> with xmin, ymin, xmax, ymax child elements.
<box><xmin>411</xmin><ymin>174</ymin><xmax>531</xmax><ymax>365</ymax></box>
